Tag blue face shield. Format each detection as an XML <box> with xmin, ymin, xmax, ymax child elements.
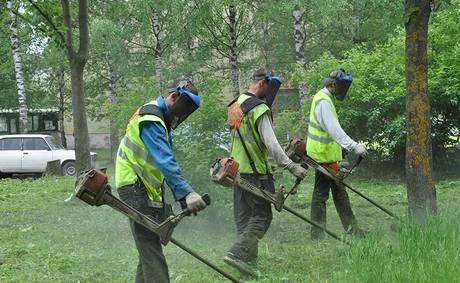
<box><xmin>166</xmin><ymin>81</ymin><xmax>201</xmax><ymax>129</ymax></box>
<box><xmin>334</xmin><ymin>74</ymin><xmax>352</xmax><ymax>101</ymax></box>
<box><xmin>328</xmin><ymin>69</ymin><xmax>353</xmax><ymax>101</ymax></box>
<box><xmin>264</xmin><ymin>73</ymin><xmax>282</xmax><ymax>107</ymax></box>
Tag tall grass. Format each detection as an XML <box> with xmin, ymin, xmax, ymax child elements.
<box><xmin>335</xmin><ymin>209</ymin><xmax>460</xmax><ymax>283</ymax></box>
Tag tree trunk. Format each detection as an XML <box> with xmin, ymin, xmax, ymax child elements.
<box><xmin>229</xmin><ymin>5</ymin><xmax>240</xmax><ymax>98</ymax></box>
<box><xmin>62</xmin><ymin>0</ymin><xmax>91</xmax><ymax>174</ymax></box>
<box><xmin>293</xmin><ymin>4</ymin><xmax>308</xmax><ymax>110</ymax></box>
<box><xmin>58</xmin><ymin>67</ymin><xmax>67</xmax><ymax>148</ymax></box>
<box><xmin>351</xmin><ymin>1</ymin><xmax>362</xmax><ymax>44</ymax></box>
<box><xmin>7</xmin><ymin>0</ymin><xmax>28</xmax><ymax>134</ymax></box>
<box><xmin>70</xmin><ymin>64</ymin><xmax>91</xmax><ymax>172</ymax></box>
<box><xmin>186</xmin><ymin>36</ymin><xmax>195</xmax><ymax>80</ymax></box>
<box><xmin>261</xmin><ymin>21</ymin><xmax>270</xmax><ymax>71</ymax></box>
<box><xmin>404</xmin><ymin>0</ymin><xmax>436</xmax><ymax>223</ymax></box>
<box><xmin>151</xmin><ymin>13</ymin><xmax>163</xmax><ymax>94</ymax></box>
<box><xmin>106</xmin><ymin>52</ymin><xmax>118</xmax><ymax>163</ymax></box>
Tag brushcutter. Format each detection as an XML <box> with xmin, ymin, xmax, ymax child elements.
<box><xmin>285</xmin><ymin>138</ymin><xmax>399</xmax><ymax>220</ymax></box>
<box><xmin>75</xmin><ymin>168</ymin><xmax>241</xmax><ymax>283</ymax></box>
<box><xmin>210</xmin><ymin>158</ymin><xmax>350</xmax><ymax>245</ymax></box>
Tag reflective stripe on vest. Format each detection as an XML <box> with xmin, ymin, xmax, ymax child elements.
<box><xmin>115</xmin><ymin>100</ymin><xmax>166</xmax><ymax>201</ymax></box>
<box><xmin>230</xmin><ymin>94</ymin><xmax>271</xmax><ymax>174</ymax></box>
<box><xmin>306</xmin><ymin>90</ymin><xmax>342</xmax><ymax>163</ymax></box>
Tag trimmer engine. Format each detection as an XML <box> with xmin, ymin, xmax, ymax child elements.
<box><xmin>285</xmin><ymin>138</ymin><xmax>307</xmax><ymax>164</ymax></box>
<box><xmin>210</xmin><ymin>157</ymin><xmax>239</xmax><ymax>187</ymax></box>
<box><xmin>75</xmin><ymin>168</ymin><xmax>109</xmax><ymax>206</ymax></box>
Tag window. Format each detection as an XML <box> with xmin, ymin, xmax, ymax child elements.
<box><xmin>44</xmin><ymin>136</ymin><xmax>64</xmax><ymax>150</ymax></box>
<box><xmin>0</xmin><ymin>138</ymin><xmax>21</xmax><ymax>150</ymax></box>
<box><xmin>9</xmin><ymin>119</ymin><xmax>17</xmax><ymax>134</ymax></box>
<box><xmin>0</xmin><ymin>117</ymin><xmax>7</xmax><ymax>132</ymax></box>
<box><xmin>27</xmin><ymin>115</ymin><xmax>39</xmax><ymax>132</ymax></box>
<box><xmin>23</xmin><ymin>138</ymin><xmax>50</xmax><ymax>151</ymax></box>
<box><xmin>40</xmin><ymin>114</ymin><xmax>58</xmax><ymax>131</ymax></box>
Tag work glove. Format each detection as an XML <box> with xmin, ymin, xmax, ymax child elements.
<box><xmin>287</xmin><ymin>162</ymin><xmax>308</xmax><ymax>180</ymax></box>
<box><xmin>185</xmin><ymin>191</ymin><xmax>207</xmax><ymax>213</ymax></box>
<box><xmin>353</xmin><ymin>143</ymin><xmax>368</xmax><ymax>157</ymax></box>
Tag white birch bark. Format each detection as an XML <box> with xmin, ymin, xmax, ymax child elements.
<box><xmin>293</xmin><ymin>4</ymin><xmax>308</xmax><ymax>108</ymax></box>
<box><xmin>151</xmin><ymin>13</ymin><xmax>163</xmax><ymax>94</ymax></box>
<box><xmin>8</xmin><ymin>0</ymin><xmax>28</xmax><ymax>133</ymax></box>
<box><xmin>262</xmin><ymin>21</ymin><xmax>270</xmax><ymax>71</ymax></box>
<box><xmin>229</xmin><ymin>5</ymin><xmax>240</xmax><ymax>98</ymax></box>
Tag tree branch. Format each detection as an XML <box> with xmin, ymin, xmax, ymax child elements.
<box><xmin>127</xmin><ymin>40</ymin><xmax>155</xmax><ymax>51</ymax></box>
<box><xmin>202</xmin><ymin>19</ymin><xmax>231</xmax><ymax>49</ymax></box>
<box><xmin>26</xmin><ymin>0</ymin><xmax>67</xmax><ymax>47</ymax></box>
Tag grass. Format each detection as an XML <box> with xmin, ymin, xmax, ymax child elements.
<box><xmin>0</xmin><ymin>163</ymin><xmax>459</xmax><ymax>282</ymax></box>
<box><xmin>333</xmin><ymin>209</ymin><xmax>460</xmax><ymax>283</ymax></box>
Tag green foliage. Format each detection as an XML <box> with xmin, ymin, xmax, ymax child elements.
<box><xmin>0</xmin><ymin>28</ymin><xmax>16</xmax><ymax>108</ymax></box>
<box><xmin>428</xmin><ymin>1</ymin><xmax>460</xmax><ymax>149</ymax></box>
<box><xmin>173</xmin><ymin>79</ymin><xmax>230</xmax><ymax>190</ymax></box>
<box><xmin>274</xmin><ymin>110</ymin><xmax>307</xmax><ymax>146</ymax></box>
<box><xmin>287</xmin><ymin>0</ymin><xmax>460</xmax><ymax>161</ymax></box>
<box><xmin>109</xmin><ymin>77</ymin><xmax>160</xmax><ymax>130</ymax></box>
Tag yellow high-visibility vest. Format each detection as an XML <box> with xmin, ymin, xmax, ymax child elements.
<box><xmin>230</xmin><ymin>94</ymin><xmax>271</xmax><ymax>174</ymax></box>
<box><xmin>115</xmin><ymin>101</ymin><xmax>165</xmax><ymax>201</ymax></box>
<box><xmin>306</xmin><ymin>90</ymin><xmax>342</xmax><ymax>163</ymax></box>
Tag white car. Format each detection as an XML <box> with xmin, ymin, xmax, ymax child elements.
<box><xmin>0</xmin><ymin>134</ymin><xmax>96</xmax><ymax>176</ymax></box>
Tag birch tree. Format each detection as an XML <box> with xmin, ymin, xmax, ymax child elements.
<box><xmin>194</xmin><ymin>1</ymin><xmax>254</xmax><ymax>99</ymax></box>
<box><xmin>293</xmin><ymin>4</ymin><xmax>308</xmax><ymax>109</ymax></box>
<box><xmin>7</xmin><ymin>0</ymin><xmax>28</xmax><ymax>133</ymax></box>
<box><xmin>405</xmin><ymin>0</ymin><xmax>436</xmax><ymax>222</ymax></box>
<box><xmin>228</xmin><ymin>4</ymin><xmax>240</xmax><ymax>98</ymax></box>
<box><xmin>150</xmin><ymin>12</ymin><xmax>163</xmax><ymax>93</ymax></box>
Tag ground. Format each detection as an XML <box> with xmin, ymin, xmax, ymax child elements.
<box><xmin>0</xmin><ymin>154</ymin><xmax>459</xmax><ymax>282</ymax></box>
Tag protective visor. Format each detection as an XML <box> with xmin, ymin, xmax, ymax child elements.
<box><xmin>167</xmin><ymin>86</ymin><xmax>201</xmax><ymax>129</ymax></box>
<box><xmin>335</xmin><ymin>74</ymin><xmax>352</xmax><ymax>101</ymax></box>
<box><xmin>264</xmin><ymin>74</ymin><xmax>282</xmax><ymax>107</ymax></box>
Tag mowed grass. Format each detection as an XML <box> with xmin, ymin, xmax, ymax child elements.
<box><xmin>0</xmin><ymin>167</ymin><xmax>459</xmax><ymax>282</ymax></box>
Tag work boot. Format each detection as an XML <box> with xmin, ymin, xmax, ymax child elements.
<box><xmin>224</xmin><ymin>254</ymin><xmax>258</xmax><ymax>278</ymax></box>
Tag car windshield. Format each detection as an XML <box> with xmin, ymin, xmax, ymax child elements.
<box><xmin>44</xmin><ymin>136</ymin><xmax>65</xmax><ymax>150</ymax></box>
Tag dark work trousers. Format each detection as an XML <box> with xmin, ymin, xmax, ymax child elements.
<box><xmin>228</xmin><ymin>173</ymin><xmax>275</xmax><ymax>263</ymax></box>
<box><xmin>310</xmin><ymin>169</ymin><xmax>357</xmax><ymax>239</ymax></box>
<box><xmin>118</xmin><ymin>184</ymin><xmax>170</xmax><ymax>283</ymax></box>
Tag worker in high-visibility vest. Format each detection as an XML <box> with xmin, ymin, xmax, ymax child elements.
<box><xmin>225</xmin><ymin>68</ymin><xmax>307</xmax><ymax>276</ymax></box>
<box><xmin>116</xmin><ymin>79</ymin><xmax>207</xmax><ymax>283</ymax></box>
<box><xmin>306</xmin><ymin>69</ymin><xmax>367</xmax><ymax>240</ymax></box>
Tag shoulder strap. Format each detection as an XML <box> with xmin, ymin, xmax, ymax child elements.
<box><xmin>139</xmin><ymin>104</ymin><xmax>165</xmax><ymax>122</ymax></box>
<box><xmin>240</xmin><ymin>93</ymin><xmax>266</xmax><ymax>114</ymax></box>
<box><xmin>235</xmin><ymin>128</ymin><xmax>260</xmax><ymax>175</ymax></box>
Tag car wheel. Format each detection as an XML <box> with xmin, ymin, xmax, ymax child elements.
<box><xmin>62</xmin><ymin>161</ymin><xmax>76</xmax><ymax>176</ymax></box>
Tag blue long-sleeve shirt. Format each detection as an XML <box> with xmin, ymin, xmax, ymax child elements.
<box><xmin>139</xmin><ymin>97</ymin><xmax>193</xmax><ymax>201</ymax></box>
